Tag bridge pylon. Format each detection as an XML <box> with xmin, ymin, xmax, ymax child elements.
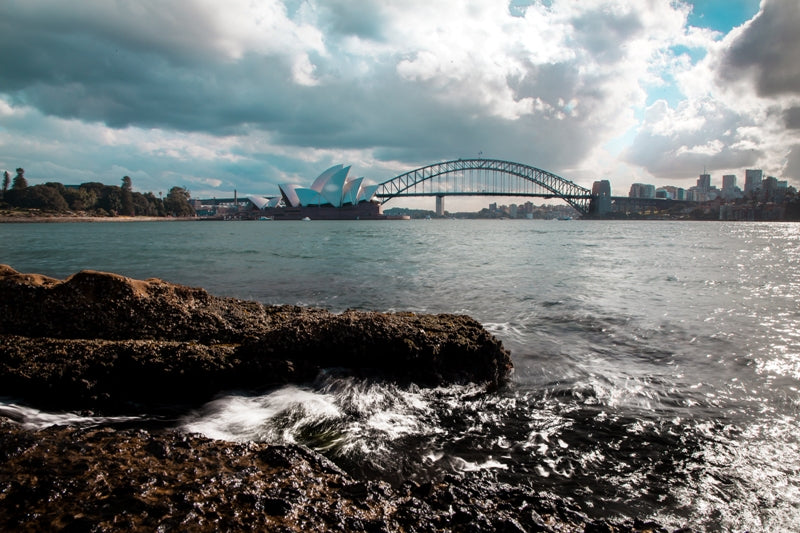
<box><xmin>435</xmin><ymin>195</ymin><xmax>445</xmax><ymax>217</ymax></box>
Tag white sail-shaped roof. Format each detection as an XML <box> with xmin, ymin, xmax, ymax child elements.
<box><xmin>279</xmin><ymin>183</ymin><xmax>301</xmax><ymax>208</ymax></box>
<box><xmin>341</xmin><ymin>177</ymin><xmax>363</xmax><ymax>205</ymax></box>
<box><xmin>279</xmin><ymin>164</ymin><xmax>378</xmax><ymax>208</ymax></box>
<box><xmin>248</xmin><ymin>195</ymin><xmax>271</xmax><ymax>209</ymax></box>
<box><xmin>266</xmin><ymin>196</ymin><xmax>281</xmax><ymax>208</ymax></box>
<box><xmin>310</xmin><ymin>164</ymin><xmax>344</xmax><ymax>193</ymax></box>
<box><xmin>358</xmin><ymin>184</ymin><xmax>380</xmax><ymax>203</ymax></box>
<box><xmin>296</xmin><ymin>187</ymin><xmax>324</xmax><ymax>206</ymax></box>
<box><xmin>320</xmin><ymin>166</ymin><xmax>350</xmax><ymax>207</ymax></box>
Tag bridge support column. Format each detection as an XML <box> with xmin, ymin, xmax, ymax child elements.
<box><xmin>435</xmin><ymin>195</ymin><xmax>445</xmax><ymax>217</ymax></box>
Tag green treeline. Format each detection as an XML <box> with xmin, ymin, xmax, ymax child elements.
<box><xmin>1</xmin><ymin>169</ymin><xmax>195</xmax><ymax>217</ymax></box>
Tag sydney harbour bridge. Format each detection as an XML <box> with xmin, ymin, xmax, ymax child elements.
<box><xmin>374</xmin><ymin>158</ymin><xmax>598</xmax><ymax>217</ymax></box>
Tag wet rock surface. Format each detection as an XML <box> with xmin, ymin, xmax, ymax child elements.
<box><xmin>0</xmin><ymin>266</ymin><xmax>677</xmax><ymax>531</ymax></box>
<box><xmin>0</xmin><ymin>265</ymin><xmax>512</xmax><ymax>412</ymax></box>
<box><xmin>0</xmin><ymin>420</ymin><xmax>673</xmax><ymax>533</ymax></box>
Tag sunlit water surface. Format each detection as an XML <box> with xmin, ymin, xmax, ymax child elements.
<box><xmin>2</xmin><ymin>219</ymin><xmax>799</xmax><ymax>531</ymax></box>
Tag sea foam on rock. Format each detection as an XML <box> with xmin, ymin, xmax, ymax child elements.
<box><xmin>0</xmin><ymin>265</ymin><xmax>512</xmax><ymax>412</ymax></box>
<box><xmin>0</xmin><ymin>266</ymin><xmax>677</xmax><ymax>532</ymax></box>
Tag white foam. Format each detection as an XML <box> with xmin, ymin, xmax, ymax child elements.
<box><xmin>0</xmin><ymin>402</ymin><xmax>141</xmax><ymax>430</ymax></box>
<box><xmin>180</xmin><ymin>385</ymin><xmax>342</xmax><ymax>443</ymax></box>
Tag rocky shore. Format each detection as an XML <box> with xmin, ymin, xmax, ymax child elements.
<box><xmin>0</xmin><ymin>266</ymin><xmax>676</xmax><ymax>531</ymax></box>
<box><xmin>0</xmin><ymin>265</ymin><xmax>512</xmax><ymax>413</ymax></box>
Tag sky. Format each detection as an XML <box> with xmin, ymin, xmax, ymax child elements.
<box><xmin>1</xmin><ymin>0</ymin><xmax>798</xmax><ymax>210</ymax></box>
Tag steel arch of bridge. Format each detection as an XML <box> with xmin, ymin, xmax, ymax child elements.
<box><xmin>375</xmin><ymin>159</ymin><xmax>593</xmax><ymax>216</ymax></box>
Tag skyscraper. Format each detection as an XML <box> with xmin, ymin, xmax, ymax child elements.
<box><xmin>722</xmin><ymin>174</ymin><xmax>736</xmax><ymax>190</ymax></box>
<box><xmin>745</xmin><ymin>169</ymin><xmax>763</xmax><ymax>193</ymax></box>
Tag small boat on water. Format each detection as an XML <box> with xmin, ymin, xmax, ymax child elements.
<box><xmin>258</xmin><ymin>216</ymin><xmax>274</xmax><ymax>221</ymax></box>
<box><xmin>301</xmin><ymin>216</ymin><xmax>311</xmax><ymax>221</ymax></box>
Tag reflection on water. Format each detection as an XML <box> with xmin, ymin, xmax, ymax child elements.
<box><xmin>1</xmin><ymin>220</ymin><xmax>799</xmax><ymax>531</ymax></box>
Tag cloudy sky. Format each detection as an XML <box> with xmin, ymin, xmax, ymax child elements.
<box><xmin>1</xmin><ymin>0</ymin><xmax>798</xmax><ymax>209</ymax></box>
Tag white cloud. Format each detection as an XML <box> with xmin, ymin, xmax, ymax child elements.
<box><xmin>0</xmin><ymin>0</ymin><xmax>796</xmax><ymax>205</ymax></box>
<box><xmin>622</xmin><ymin>0</ymin><xmax>800</xmax><ymax>187</ymax></box>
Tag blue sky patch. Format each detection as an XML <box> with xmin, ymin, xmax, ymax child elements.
<box><xmin>687</xmin><ymin>0</ymin><xmax>761</xmax><ymax>34</ymax></box>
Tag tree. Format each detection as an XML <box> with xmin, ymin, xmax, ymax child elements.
<box><xmin>121</xmin><ymin>176</ymin><xmax>135</xmax><ymax>216</ymax></box>
<box><xmin>26</xmin><ymin>185</ymin><xmax>69</xmax><ymax>211</ymax></box>
<box><xmin>142</xmin><ymin>192</ymin><xmax>165</xmax><ymax>216</ymax></box>
<box><xmin>12</xmin><ymin>168</ymin><xmax>27</xmax><ymax>190</ymax></box>
<box><xmin>163</xmin><ymin>186</ymin><xmax>195</xmax><ymax>217</ymax></box>
<box><xmin>6</xmin><ymin>184</ymin><xmax>69</xmax><ymax>211</ymax></box>
<box><xmin>63</xmin><ymin>187</ymin><xmax>97</xmax><ymax>211</ymax></box>
<box><xmin>98</xmin><ymin>186</ymin><xmax>123</xmax><ymax>215</ymax></box>
<box><xmin>2</xmin><ymin>171</ymin><xmax>9</xmax><ymax>193</ymax></box>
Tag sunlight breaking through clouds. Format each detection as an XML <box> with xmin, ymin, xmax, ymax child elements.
<box><xmin>0</xmin><ymin>0</ymin><xmax>796</xmax><ymax>200</ymax></box>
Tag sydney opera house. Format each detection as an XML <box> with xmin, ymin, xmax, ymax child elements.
<box><xmin>250</xmin><ymin>164</ymin><xmax>402</xmax><ymax>220</ymax></box>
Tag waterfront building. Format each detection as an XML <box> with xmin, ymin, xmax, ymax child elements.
<box><xmin>759</xmin><ymin>176</ymin><xmax>790</xmax><ymax>203</ymax></box>
<box><xmin>243</xmin><ymin>164</ymin><xmax>403</xmax><ymax>220</ymax></box>
<box><xmin>278</xmin><ymin>165</ymin><xmax>379</xmax><ymax>208</ymax></box>
<box><xmin>687</xmin><ymin>171</ymin><xmax>720</xmax><ymax>202</ymax></box>
<box><xmin>629</xmin><ymin>183</ymin><xmax>656</xmax><ymax>198</ymax></box>
<box><xmin>687</xmin><ymin>186</ymin><xmax>720</xmax><ymax>202</ymax></box>
<box><xmin>720</xmin><ymin>174</ymin><xmax>743</xmax><ymax>200</ymax></box>
<box><xmin>523</xmin><ymin>201</ymin><xmax>534</xmax><ymax>216</ymax></box>
<box><xmin>745</xmin><ymin>169</ymin><xmax>763</xmax><ymax>193</ymax></box>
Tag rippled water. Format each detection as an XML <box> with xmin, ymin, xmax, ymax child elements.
<box><xmin>2</xmin><ymin>219</ymin><xmax>799</xmax><ymax>531</ymax></box>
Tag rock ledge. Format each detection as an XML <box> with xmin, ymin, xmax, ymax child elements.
<box><xmin>0</xmin><ymin>265</ymin><xmax>512</xmax><ymax>412</ymax></box>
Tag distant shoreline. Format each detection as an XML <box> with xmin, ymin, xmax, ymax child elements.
<box><xmin>0</xmin><ymin>214</ymin><xmax>198</xmax><ymax>223</ymax></box>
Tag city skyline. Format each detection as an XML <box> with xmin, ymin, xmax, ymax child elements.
<box><xmin>619</xmin><ymin>166</ymin><xmax>791</xmax><ymax>199</ymax></box>
<box><xmin>1</xmin><ymin>0</ymin><xmax>798</xmax><ymax>213</ymax></box>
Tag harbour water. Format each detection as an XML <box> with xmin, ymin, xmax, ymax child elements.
<box><xmin>1</xmin><ymin>219</ymin><xmax>799</xmax><ymax>531</ymax></box>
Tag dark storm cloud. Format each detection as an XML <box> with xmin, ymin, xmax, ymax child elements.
<box><xmin>784</xmin><ymin>107</ymin><xmax>800</xmax><ymax>129</ymax></box>
<box><xmin>0</xmin><ymin>0</ymin><xmax>630</xmax><ymax>173</ymax></box>
<box><xmin>5</xmin><ymin>0</ymin><xmax>792</xmax><ymax>198</ymax></box>
<box><xmin>786</xmin><ymin>145</ymin><xmax>800</xmax><ymax>178</ymax></box>
<box><xmin>0</xmin><ymin>17</ymin><xmax>301</xmax><ymax>134</ymax></box>
<box><xmin>719</xmin><ymin>0</ymin><xmax>800</xmax><ymax>97</ymax></box>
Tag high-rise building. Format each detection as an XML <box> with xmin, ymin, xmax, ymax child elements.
<box><xmin>745</xmin><ymin>169</ymin><xmax>763</xmax><ymax>193</ymax></box>
<box><xmin>657</xmin><ymin>185</ymin><xmax>686</xmax><ymax>200</ymax></box>
<box><xmin>722</xmin><ymin>174</ymin><xmax>736</xmax><ymax>190</ymax></box>
<box><xmin>697</xmin><ymin>173</ymin><xmax>711</xmax><ymax>190</ymax></box>
<box><xmin>629</xmin><ymin>183</ymin><xmax>656</xmax><ymax>198</ymax></box>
